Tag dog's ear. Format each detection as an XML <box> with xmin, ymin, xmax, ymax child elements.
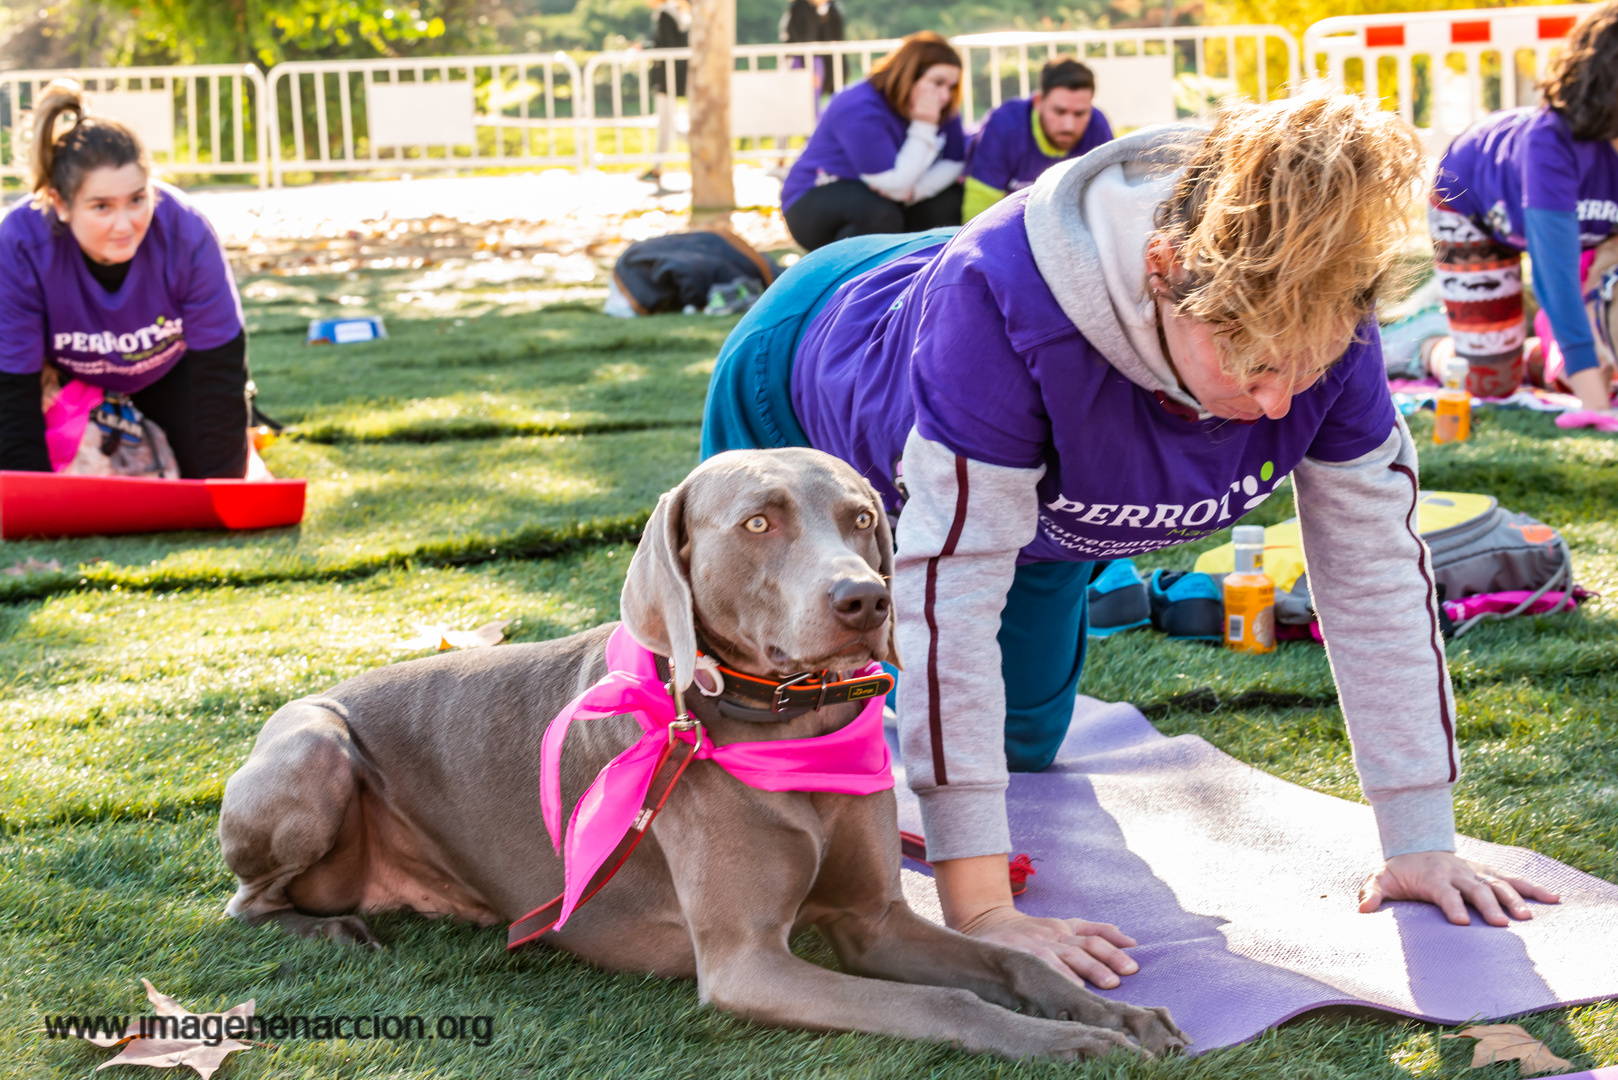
<box><xmin>869</xmin><ymin>482</ymin><xmax>902</xmax><ymax>671</ymax></box>
<box><xmin>621</xmin><ymin>482</ymin><xmax>699</xmax><ymax>691</ymax></box>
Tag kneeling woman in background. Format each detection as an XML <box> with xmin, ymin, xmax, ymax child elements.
<box><xmin>1428</xmin><ymin>0</ymin><xmax>1618</xmax><ymax>409</ymax></box>
<box><xmin>0</xmin><ymin>79</ymin><xmax>250</xmax><ymax>478</ymax></box>
<box><xmin>780</xmin><ymin>32</ymin><xmax>966</xmax><ymax>251</ymax></box>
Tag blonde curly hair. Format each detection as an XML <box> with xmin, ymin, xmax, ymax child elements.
<box><xmin>1154</xmin><ymin>89</ymin><xmax>1425</xmax><ymax>378</ymax></box>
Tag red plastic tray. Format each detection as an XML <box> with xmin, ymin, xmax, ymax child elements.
<box><xmin>0</xmin><ymin>471</ymin><xmax>306</xmax><ymax>539</ymax></box>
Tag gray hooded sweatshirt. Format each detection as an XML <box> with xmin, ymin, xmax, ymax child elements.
<box><xmin>890</xmin><ymin>123</ymin><xmax>1460</xmax><ymax>865</ymax></box>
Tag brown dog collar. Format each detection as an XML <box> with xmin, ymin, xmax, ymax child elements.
<box><xmin>653</xmin><ymin>651</ymin><xmax>893</xmax><ymax>722</ymax></box>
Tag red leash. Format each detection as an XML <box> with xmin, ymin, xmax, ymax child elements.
<box><xmin>508</xmin><ymin>718</ymin><xmax>702</xmax><ymax>950</ymax></box>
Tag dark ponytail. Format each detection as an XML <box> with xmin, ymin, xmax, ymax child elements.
<box><xmin>29</xmin><ymin>79</ymin><xmax>149</xmax><ymax>210</ymax></box>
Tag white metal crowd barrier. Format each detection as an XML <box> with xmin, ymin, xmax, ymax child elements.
<box><xmin>264</xmin><ymin>52</ymin><xmax>585</xmax><ymax>185</ymax></box>
<box><xmin>579</xmin><ymin>26</ymin><xmax>1299</xmax><ymax>170</ymax></box>
<box><xmin>0</xmin><ymin>65</ymin><xmax>269</xmax><ymax>186</ymax></box>
<box><xmin>1304</xmin><ymin>4</ymin><xmax>1595</xmax><ymax>152</ymax></box>
<box><xmin>580</xmin><ymin>40</ymin><xmax>900</xmax><ymax>169</ymax></box>
<box><xmin>6</xmin><ymin>6</ymin><xmax>1599</xmax><ymax>188</ymax></box>
<box><xmin>952</xmin><ymin>26</ymin><xmax>1298</xmax><ymax>127</ymax></box>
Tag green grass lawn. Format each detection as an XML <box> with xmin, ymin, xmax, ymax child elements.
<box><xmin>2</xmin><ymin>275</ymin><xmax>1616</xmax><ymax>1078</ymax></box>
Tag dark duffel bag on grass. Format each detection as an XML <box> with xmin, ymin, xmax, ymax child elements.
<box><xmin>610</xmin><ymin>227</ymin><xmax>778</xmax><ymax>315</ymax></box>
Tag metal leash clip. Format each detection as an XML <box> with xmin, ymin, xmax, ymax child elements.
<box><xmin>667</xmin><ymin>679</ymin><xmax>705</xmax><ymax>752</ymax></box>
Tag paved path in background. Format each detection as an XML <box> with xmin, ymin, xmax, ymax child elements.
<box><xmin>189</xmin><ymin>167</ymin><xmax>793</xmax><ymax>274</ymax></box>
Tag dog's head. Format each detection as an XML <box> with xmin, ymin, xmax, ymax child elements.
<box><xmin>621</xmin><ymin>448</ymin><xmax>899</xmax><ymax>692</ymax></box>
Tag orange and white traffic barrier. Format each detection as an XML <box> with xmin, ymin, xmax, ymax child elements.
<box><xmin>1303</xmin><ymin>4</ymin><xmax>1594</xmax><ymax>153</ymax></box>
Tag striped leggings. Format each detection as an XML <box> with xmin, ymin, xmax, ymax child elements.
<box><xmin>1429</xmin><ymin>198</ymin><xmax>1526</xmax><ymax>398</ymax></box>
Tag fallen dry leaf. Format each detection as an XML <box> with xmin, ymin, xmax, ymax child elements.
<box><xmin>395</xmin><ymin>618</ymin><xmax>511</xmax><ymax>651</ymax></box>
<box><xmin>4</xmin><ymin>557</ymin><xmax>62</xmax><ymax>577</ymax></box>
<box><xmin>81</xmin><ymin>978</ymin><xmax>255</xmax><ymax>1079</ymax></box>
<box><xmin>1442</xmin><ymin>1023</ymin><xmax>1573</xmax><ymax>1075</ymax></box>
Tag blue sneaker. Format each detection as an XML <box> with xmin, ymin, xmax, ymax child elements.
<box><xmin>1148</xmin><ymin>569</ymin><xmax>1225</xmax><ymax>641</ymax></box>
<box><xmin>1086</xmin><ymin>560</ymin><xmax>1151</xmax><ymax>637</ymax></box>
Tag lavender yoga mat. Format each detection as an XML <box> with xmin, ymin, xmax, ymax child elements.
<box><xmin>891</xmin><ymin>696</ymin><xmax>1618</xmax><ymax>1053</ymax></box>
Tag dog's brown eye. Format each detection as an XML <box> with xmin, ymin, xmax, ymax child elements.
<box><xmin>744</xmin><ymin>515</ymin><xmax>769</xmax><ymax>533</ymax></box>
<box><xmin>855</xmin><ymin>511</ymin><xmax>874</xmax><ymax>530</ymax></box>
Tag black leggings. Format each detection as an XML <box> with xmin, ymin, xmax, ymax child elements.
<box><xmin>0</xmin><ymin>332</ymin><xmax>250</xmax><ymax>478</ymax></box>
<box><xmin>784</xmin><ymin>180</ymin><xmax>963</xmax><ymax>252</ymax></box>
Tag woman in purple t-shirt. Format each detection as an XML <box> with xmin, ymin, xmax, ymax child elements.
<box><xmin>1428</xmin><ymin>1</ymin><xmax>1618</xmax><ymax>416</ymax></box>
<box><xmin>707</xmin><ymin>92</ymin><xmax>1559</xmax><ymax>990</ymax></box>
<box><xmin>0</xmin><ymin>80</ymin><xmax>250</xmax><ymax>478</ymax></box>
<box><xmin>780</xmin><ymin>32</ymin><xmax>967</xmax><ymax>251</ymax></box>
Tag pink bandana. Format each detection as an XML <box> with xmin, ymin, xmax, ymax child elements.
<box><xmin>540</xmin><ymin>625</ymin><xmax>894</xmax><ymax>928</ymax></box>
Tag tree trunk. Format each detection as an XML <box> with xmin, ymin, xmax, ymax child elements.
<box><xmin>688</xmin><ymin>0</ymin><xmax>735</xmax><ymax>214</ymax></box>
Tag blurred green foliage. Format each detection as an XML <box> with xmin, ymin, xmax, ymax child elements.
<box><xmin>3</xmin><ymin>0</ymin><xmax>1586</xmax><ymax>75</ymax></box>
<box><xmin>8</xmin><ymin>0</ymin><xmax>473</xmax><ymax>69</ymax></box>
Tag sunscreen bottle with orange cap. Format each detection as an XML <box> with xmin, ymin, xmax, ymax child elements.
<box><xmin>1223</xmin><ymin>525</ymin><xmax>1275</xmax><ymax>654</ymax></box>
<box><xmin>1433</xmin><ymin>357</ymin><xmax>1472</xmax><ymax>444</ymax></box>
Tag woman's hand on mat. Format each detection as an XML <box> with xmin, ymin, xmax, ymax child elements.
<box><xmin>960</xmin><ymin>907</ymin><xmax>1141</xmax><ymax>989</ymax></box>
<box><xmin>933</xmin><ymin>854</ymin><xmax>1140</xmax><ymax>987</ymax></box>
<box><xmin>1358</xmin><ymin>851</ymin><xmax>1561</xmax><ymax>926</ymax></box>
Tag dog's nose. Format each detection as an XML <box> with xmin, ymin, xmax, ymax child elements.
<box><xmin>828</xmin><ymin>578</ymin><xmax>890</xmax><ymax>631</ymax></box>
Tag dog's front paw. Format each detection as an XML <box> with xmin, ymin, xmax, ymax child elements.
<box><xmin>250</xmin><ymin>909</ymin><xmax>384</xmax><ymax>950</ymax></box>
<box><xmin>1120</xmin><ymin>1004</ymin><xmax>1189</xmax><ymax>1056</ymax></box>
<box><xmin>1020</xmin><ymin>1023</ymin><xmax>1144</xmax><ymax>1062</ymax></box>
<box><xmin>314</xmin><ymin>915</ymin><xmax>384</xmax><ymax>950</ymax></box>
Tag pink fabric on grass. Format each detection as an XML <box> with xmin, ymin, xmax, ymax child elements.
<box><xmin>1556</xmin><ymin>410</ymin><xmax>1618</xmax><ymax>431</ymax></box>
<box><xmin>1443</xmin><ymin>589</ymin><xmax>1584</xmax><ymax>623</ymax></box>
<box><xmin>539</xmin><ymin>625</ymin><xmax>894</xmax><ymax>928</ymax></box>
<box><xmin>1276</xmin><ymin>622</ymin><xmax>1325</xmax><ymax>643</ymax></box>
<box><xmin>42</xmin><ymin>380</ymin><xmax>103</xmax><ymax>472</ymax></box>
<box><xmin>1278</xmin><ymin>588</ymin><xmax>1586</xmax><ymax>644</ymax></box>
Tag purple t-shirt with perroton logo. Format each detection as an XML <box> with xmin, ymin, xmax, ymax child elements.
<box><xmin>1435</xmin><ymin>106</ymin><xmax>1618</xmax><ymax>249</ymax></box>
<box><xmin>790</xmin><ymin>190</ymin><xmax>1399</xmax><ymax>564</ymax></box>
<box><xmin>0</xmin><ymin>181</ymin><xmax>244</xmax><ymax>394</ymax></box>
<box><xmin>966</xmin><ymin>97</ymin><xmax>1113</xmax><ymax>195</ymax></box>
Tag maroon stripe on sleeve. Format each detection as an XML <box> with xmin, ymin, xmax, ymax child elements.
<box><xmin>1390</xmin><ymin>463</ymin><xmax>1458</xmax><ymax>782</ymax></box>
<box><xmin>924</xmin><ymin>456</ymin><xmax>972</xmax><ymax>786</ymax></box>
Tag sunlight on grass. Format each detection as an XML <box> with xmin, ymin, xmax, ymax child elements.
<box><xmin>1387</xmin><ymin>1029</ymin><xmax>1443</xmax><ymax>1075</ymax></box>
<box><xmin>3</xmin><ymin>800</ymin><xmax>1612</xmax><ymax>1080</ymax></box>
<box><xmin>0</xmin><ymin>430</ymin><xmax>697</xmax><ymax>594</ymax></box>
<box><xmin>247</xmin><ymin>300</ymin><xmax>733</xmax><ymax>440</ymax></box>
<box><xmin>0</xmin><ymin>554</ymin><xmax>630</xmax><ymax>828</ymax></box>
<box><xmin>0</xmin><ymin>268</ymin><xmax>1613</xmax><ymax>1078</ymax></box>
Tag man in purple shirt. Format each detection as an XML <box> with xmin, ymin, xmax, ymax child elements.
<box><xmin>964</xmin><ymin>59</ymin><xmax>1113</xmax><ymax>222</ymax></box>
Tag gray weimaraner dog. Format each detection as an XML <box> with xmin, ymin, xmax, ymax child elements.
<box><xmin>218</xmin><ymin>448</ymin><xmax>1186</xmax><ymax>1060</ymax></box>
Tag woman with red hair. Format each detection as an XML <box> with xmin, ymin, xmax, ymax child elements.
<box><xmin>780</xmin><ymin>32</ymin><xmax>966</xmax><ymax>251</ymax></box>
